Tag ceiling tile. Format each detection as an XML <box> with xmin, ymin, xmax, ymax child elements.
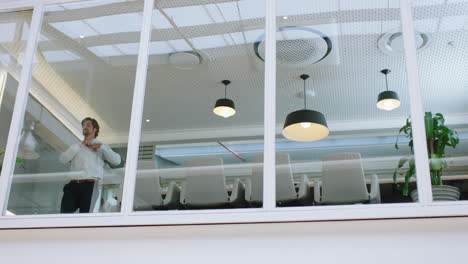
<box><xmin>152</xmin><ymin>9</ymin><xmax>172</xmax><ymax>29</ymax></box>
<box><xmin>164</xmin><ymin>6</ymin><xmax>212</xmax><ymax>27</ymax></box>
<box><xmin>339</xmin><ymin>0</ymin><xmax>388</xmax><ymax>10</ymax></box>
<box><xmin>0</xmin><ymin>23</ymin><xmax>16</xmax><ymax>42</ymax></box>
<box><xmin>244</xmin><ymin>29</ymin><xmax>264</xmax><ymax>43</ymax></box>
<box><xmin>149</xmin><ymin>41</ymin><xmax>174</xmax><ymax>55</ymax></box>
<box><xmin>215</xmin><ymin>2</ymin><xmax>241</xmax><ymax>22</ymax></box>
<box><xmin>413</xmin><ymin>0</ymin><xmax>445</xmax><ymax>6</ymax></box>
<box><xmin>167</xmin><ymin>39</ymin><xmax>191</xmax><ymax>52</ymax></box>
<box><xmin>49</xmin><ymin>20</ymin><xmax>98</xmax><ymax>39</ymax></box>
<box><xmin>204</xmin><ymin>4</ymin><xmax>225</xmax><ymax>23</ymax></box>
<box><xmin>192</xmin><ymin>35</ymin><xmax>228</xmax><ymax>50</ymax></box>
<box><xmin>278</xmin><ymin>0</ymin><xmax>338</xmax><ymax>16</ymax></box>
<box><xmin>85</xmin><ymin>13</ymin><xmax>142</xmax><ymax>35</ymax></box>
<box><xmin>237</xmin><ymin>0</ymin><xmax>265</xmax><ymax>20</ymax></box>
<box><xmin>88</xmin><ymin>45</ymin><xmax>122</xmax><ymax>57</ymax></box>
<box><xmin>60</xmin><ymin>0</ymin><xmax>124</xmax><ymax>10</ymax></box>
<box><xmin>229</xmin><ymin>32</ymin><xmax>246</xmax><ymax>45</ymax></box>
<box><xmin>115</xmin><ymin>43</ymin><xmax>139</xmax><ymax>55</ymax></box>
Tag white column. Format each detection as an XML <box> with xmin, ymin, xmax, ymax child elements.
<box><xmin>400</xmin><ymin>0</ymin><xmax>432</xmax><ymax>205</ymax></box>
<box><xmin>263</xmin><ymin>0</ymin><xmax>277</xmax><ymax>210</ymax></box>
<box><xmin>120</xmin><ymin>0</ymin><xmax>155</xmax><ymax>215</ymax></box>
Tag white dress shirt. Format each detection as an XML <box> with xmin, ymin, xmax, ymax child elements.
<box><xmin>59</xmin><ymin>139</ymin><xmax>121</xmax><ymax>181</ymax></box>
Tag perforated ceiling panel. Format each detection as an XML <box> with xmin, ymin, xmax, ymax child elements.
<box><xmin>27</xmin><ymin>0</ymin><xmax>468</xmax><ymax>138</ymax></box>
<box><xmin>142</xmin><ymin>0</ymin><xmax>409</xmax><ymax>133</ymax></box>
<box><xmin>140</xmin><ymin>0</ymin><xmax>266</xmax><ymax>134</ymax></box>
<box><xmin>412</xmin><ymin>0</ymin><xmax>468</xmax><ymax>117</ymax></box>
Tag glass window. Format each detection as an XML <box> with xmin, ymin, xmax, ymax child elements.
<box><xmin>5</xmin><ymin>0</ymin><xmax>143</xmax><ymax>215</ymax></box>
<box><xmin>133</xmin><ymin>0</ymin><xmax>265</xmax><ymax>211</ymax></box>
<box><xmin>0</xmin><ymin>9</ymin><xmax>33</xmax><ymax>216</ymax></box>
<box><xmin>275</xmin><ymin>0</ymin><xmax>418</xmax><ymax>207</ymax></box>
<box><xmin>412</xmin><ymin>0</ymin><xmax>468</xmax><ymax>202</ymax></box>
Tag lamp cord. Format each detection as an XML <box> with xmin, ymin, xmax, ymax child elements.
<box><xmin>385</xmin><ymin>73</ymin><xmax>389</xmax><ymax>91</ymax></box>
<box><xmin>303</xmin><ymin>78</ymin><xmax>307</xmax><ymax>109</ymax></box>
<box><xmin>224</xmin><ymin>84</ymin><xmax>227</xmax><ymax>99</ymax></box>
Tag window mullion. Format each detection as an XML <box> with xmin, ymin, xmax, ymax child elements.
<box><xmin>120</xmin><ymin>0</ymin><xmax>155</xmax><ymax>215</ymax></box>
<box><xmin>0</xmin><ymin>4</ymin><xmax>44</xmax><ymax>215</ymax></box>
<box><xmin>400</xmin><ymin>0</ymin><xmax>432</xmax><ymax>205</ymax></box>
<box><xmin>263</xmin><ymin>0</ymin><xmax>277</xmax><ymax>210</ymax></box>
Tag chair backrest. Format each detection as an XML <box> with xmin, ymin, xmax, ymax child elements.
<box><xmin>321</xmin><ymin>153</ymin><xmax>369</xmax><ymax>204</ymax></box>
<box><xmin>134</xmin><ymin>160</ymin><xmax>163</xmax><ymax>209</ymax></box>
<box><xmin>137</xmin><ymin>160</ymin><xmax>158</xmax><ymax>170</ymax></box>
<box><xmin>251</xmin><ymin>152</ymin><xmax>297</xmax><ymax>202</ymax></box>
<box><xmin>184</xmin><ymin>157</ymin><xmax>228</xmax><ymax>205</ymax></box>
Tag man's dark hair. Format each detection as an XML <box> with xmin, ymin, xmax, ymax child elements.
<box><xmin>81</xmin><ymin>117</ymin><xmax>100</xmax><ymax>138</ymax></box>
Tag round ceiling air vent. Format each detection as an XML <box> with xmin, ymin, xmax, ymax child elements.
<box><xmin>168</xmin><ymin>51</ymin><xmax>202</xmax><ymax>70</ymax></box>
<box><xmin>378</xmin><ymin>30</ymin><xmax>431</xmax><ymax>56</ymax></box>
<box><xmin>254</xmin><ymin>26</ymin><xmax>332</xmax><ymax>68</ymax></box>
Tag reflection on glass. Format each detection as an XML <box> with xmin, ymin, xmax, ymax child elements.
<box><xmin>132</xmin><ymin>0</ymin><xmax>266</xmax><ymax>211</ymax></box>
<box><xmin>134</xmin><ymin>140</ymin><xmax>265</xmax><ymax>210</ymax></box>
<box><xmin>412</xmin><ymin>0</ymin><xmax>468</xmax><ymax>202</ymax></box>
<box><xmin>5</xmin><ymin>1</ymin><xmax>143</xmax><ymax>215</ymax></box>
<box><xmin>275</xmin><ymin>0</ymin><xmax>417</xmax><ymax>206</ymax></box>
<box><xmin>0</xmin><ymin>10</ymin><xmax>32</xmax><ymax>216</ymax></box>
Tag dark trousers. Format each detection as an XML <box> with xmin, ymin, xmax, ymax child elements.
<box><xmin>60</xmin><ymin>181</ymin><xmax>96</xmax><ymax>213</ymax></box>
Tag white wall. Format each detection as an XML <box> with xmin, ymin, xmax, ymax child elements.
<box><xmin>1</xmin><ymin>217</ymin><xmax>468</xmax><ymax>264</ymax></box>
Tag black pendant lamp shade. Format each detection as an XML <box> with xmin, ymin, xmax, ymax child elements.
<box><xmin>282</xmin><ymin>74</ymin><xmax>329</xmax><ymax>142</ymax></box>
<box><xmin>213</xmin><ymin>80</ymin><xmax>236</xmax><ymax>118</ymax></box>
<box><xmin>377</xmin><ymin>69</ymin><xmax>400</xmax><ymax>111</ymax></box>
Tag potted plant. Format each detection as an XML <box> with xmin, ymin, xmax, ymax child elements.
<box><xmin>0</xmin><ymin>148</ymin><xmax>23</xmax><ymax>173</ymax></box>
<box><xmin>393</xmin><ymin>112</ymin><xmax>460</xmax><ymax>201</ymax></box>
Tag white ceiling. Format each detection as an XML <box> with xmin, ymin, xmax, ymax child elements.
<box><xmin>2</xmin><ymin>0</ymin><xmax>468</xmax><ymax>142</ymax></box>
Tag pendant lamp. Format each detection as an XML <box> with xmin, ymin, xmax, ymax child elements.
<box><xmin>213</xmin><ymin>80</ymin><xmax>236</xmax><ymax>118</ymax></box>
<box><xmin>18</xmin><ymin>121</ymin><xmax>40</xmax><ymax>160</ymax></box>
<box><xmin>282</xmin><ymin>74</ymin><xmax>329</xmax><ymax>142</ymax></box>
<box><xmin>377</xmin><ymin>69</ymin><xmax>400</xmax><ymax>111</ymax></box>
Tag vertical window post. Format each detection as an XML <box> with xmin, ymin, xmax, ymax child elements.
<box><xmin>120</xmin><ymin>0</ymin><xmax>155</xmax><ymax>215</ymax></box>
<box><xmin>400</xmin><ymin>0</ymin><xmax>432</xmax><ymax>205</ymax></box>
<box><xmin>0</xmin><ymin>4</ymin><xmax>44</xmax><ymax>215</ymax></box>
<box><xmin>263</xmin><ymin>0</ymin><xmax>277</xmax><ymax>210</ymax></box>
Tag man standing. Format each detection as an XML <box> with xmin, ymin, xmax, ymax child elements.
<box><xmin>59</xmin><ymin>117</ymin><xmax>121</xmax><ymax>213</ymax></box>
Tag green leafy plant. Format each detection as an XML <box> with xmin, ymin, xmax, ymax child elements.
<box><xmin>0</xmin><ymin>148</ymin><xmax>23</xmax><ymax>172</ymax></box>
<box><xmin>394</xmin><ymin>112</ymin><xmax>459</xmax><ymax>196</ymax></box>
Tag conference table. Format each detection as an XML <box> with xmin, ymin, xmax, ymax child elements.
<box><xmin>7</xmin><ymin>155</ymin><xmax>468</xmax><ymax>214</ymax></box>
<box><xmin>11</xmin><ymin>155</ymin><xmax>468</xmax><ymax>185</ymax></box>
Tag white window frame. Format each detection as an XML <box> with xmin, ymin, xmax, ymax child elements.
<box><xmin>1</xmin><ymin>0</ymin><xmax>468</xmax><ymax>229</ymax></box>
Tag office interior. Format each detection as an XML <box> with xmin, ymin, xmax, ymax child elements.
<box><xmin>0</xmin><ymin>0</ymin><xmax>467</xmax><ymax>216</ymax></box>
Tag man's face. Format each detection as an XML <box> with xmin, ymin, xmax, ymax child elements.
<box><xmin>82</xmin><ymin>120</ymin><xmax>96</xmax><ymax>137</ymax></box>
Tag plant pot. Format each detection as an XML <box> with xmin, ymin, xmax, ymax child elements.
<box><xmin>410</xmin><ymin>185</ymin><xmax>461</xmax><ymax>202</ymax></box>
